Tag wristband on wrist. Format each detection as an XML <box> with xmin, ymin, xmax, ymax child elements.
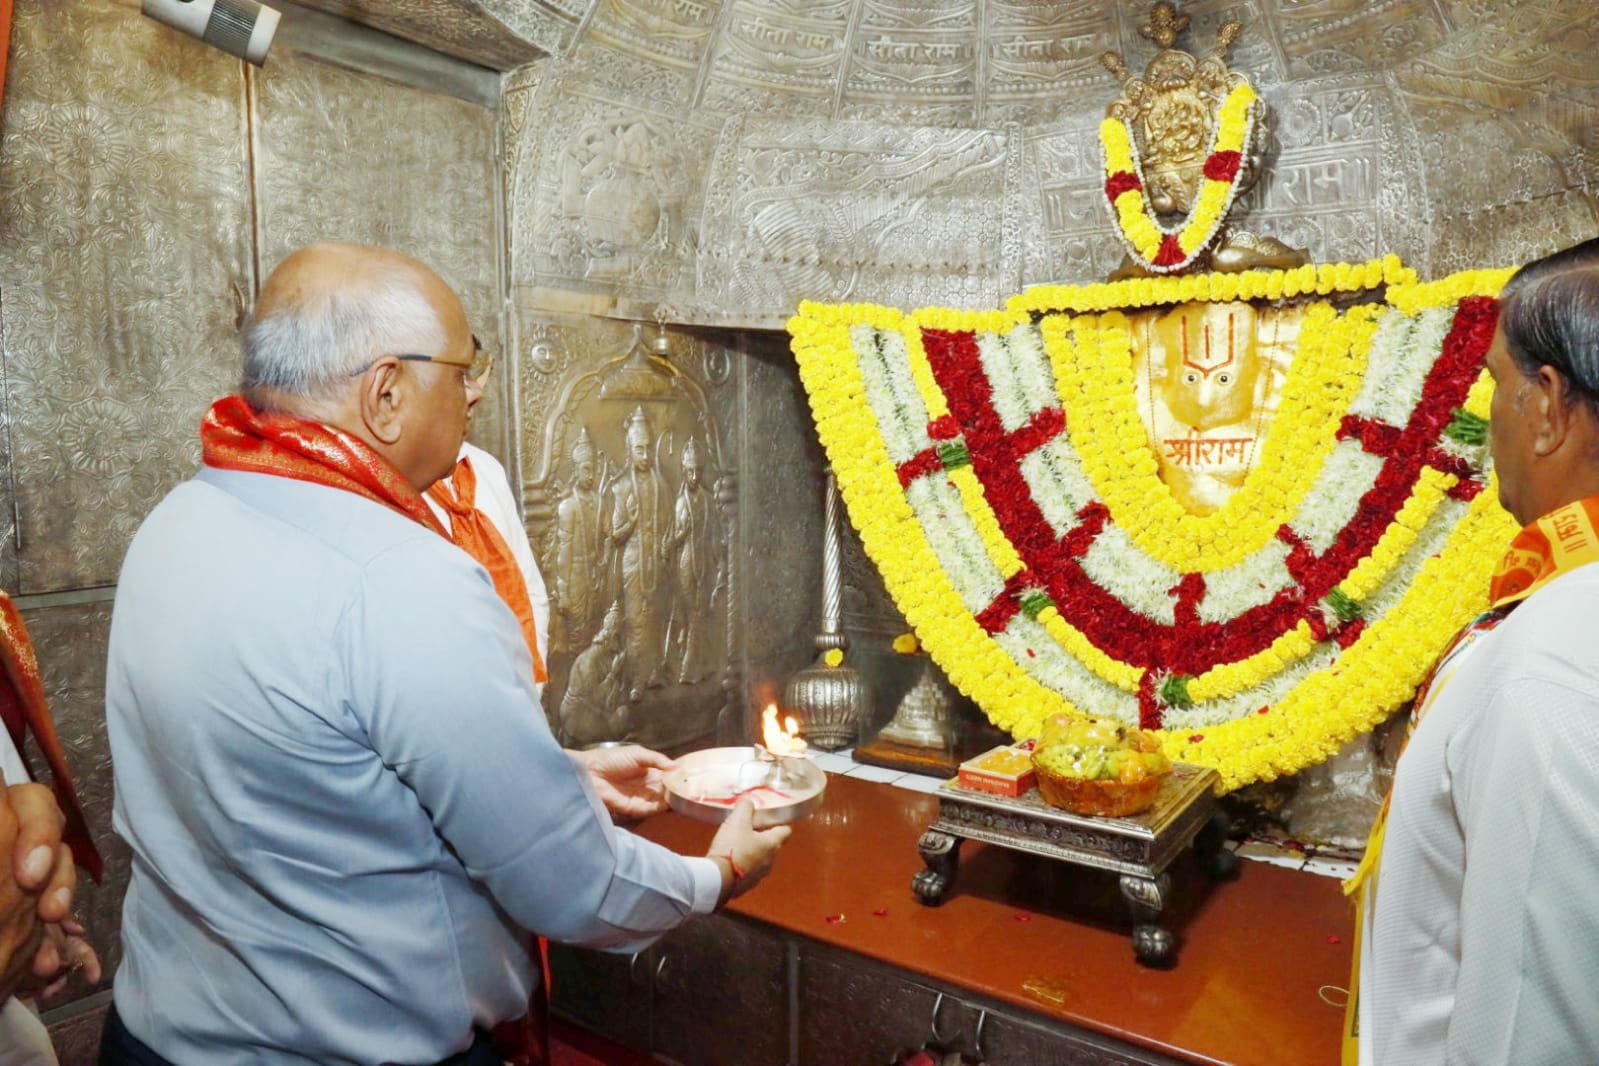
<box><xmin>716</xmin><ymin>853</ymin><xmax>746</xmax><ymax>882</ymax></box>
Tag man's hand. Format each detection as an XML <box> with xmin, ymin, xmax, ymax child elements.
<box><xmin>9</xmin><ymin>783</ymin><xmax>74</xmax><ymax>924</ymax></box>
<box><xmin>572</xmin><ymin>744</ymin><xmax>674</xmax><ymax>820</ymax></box>
<box><xmin>30</xmin><ymin>919</ymin><xmax>101</xmax><ymax>1001</ymax></box>
<box><xmin>706</xmin><ymin>798</ymin><xmax>790</xmax><ymax>904</ymax></box>
<box><xmin>0</xmin><ymin>774</ymin><xmax>78</xmax><ymax>1002</ymax></box>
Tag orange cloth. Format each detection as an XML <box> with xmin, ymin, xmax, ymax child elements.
<box><xmin>202</xmin><ymin>395</ymin><xmax>447</xmax><ymax>536</ymax></box>
<box><xmin>0</xmin><ymin>592</ymin><xmax>103</xmax><ymax>881</ymax></box>
<box><xmin>427</xmin><ymin>457</ymin><xmax>548</xmax><ymax>684</ymax></box>
<box><xmin>1487</xmin><ymin>493</ymin><xmax>1599</xmax><ymax>607</ymax></box>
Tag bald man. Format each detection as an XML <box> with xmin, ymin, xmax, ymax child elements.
<box><xmin>103</xmin><ymin>244</ymin><xmax>787</xmax><ymax>1066</ymax></box>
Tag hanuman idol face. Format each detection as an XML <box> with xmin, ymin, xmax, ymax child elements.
<box><xmin>1154</xmin><ymin>302</ymin><xmax>1262</xmax><ymax>430</ymax></box>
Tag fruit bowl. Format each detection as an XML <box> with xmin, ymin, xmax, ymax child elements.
<box><xmin>1032</xmin><ymin>762</ymin><xmax>1165</xmax><ymax>818</ymax></box>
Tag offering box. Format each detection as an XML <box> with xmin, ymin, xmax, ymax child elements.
<box><xmin>955</xmin><ymin>743</ymin><xmax>1037</xmax><ymax>797</ymax></box>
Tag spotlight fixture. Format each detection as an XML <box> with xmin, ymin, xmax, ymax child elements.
<box><xmin>141</xmin><ymin>0</ymin><xmax>280</xmax><ymax>67</ymax></box>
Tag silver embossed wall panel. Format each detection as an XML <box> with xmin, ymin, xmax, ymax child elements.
<box><xmin>700</xmin><ymin>1</ymin><xmax>851</xmax><ymax>119</ymax></box>
<box><xmin>1232</xmin><ymin>79</ymin><xmax>1427</xmax><ymax>271</ymax></box>
<box><xmin>252</xmin><ymin>49</ymin><xmax>509</xmax><ymax>457</ymax></box>
<box><xmin>0</xmin><ymin>0</ymin><xmax>251</xmax><ymax>593</ymax></box>
<box><xmin>0</xmin><ymin>329</ymin><xmax>18</xmax><ymax>593</ymax></box>
<box><xmin>289</xmin><ymin>0</ymin><xmax>575</xmax><ymax>69</ymax></box>
<box><xmin>1271</xmin><ymin>0</ymin><xmax>1450</xmax><ymax>76</ymax></box>
<box><xmin>513</xmin><ymin>307</ymin><xmax>746</xmax><ymax>751</ymax></box>
<box><xmin>509</xmin><ymin>82</ymin><xmax>722</xmax><ymax>305</ymax></box>
<box><xmin>502</xmin><ymin>0</ymin><xmax>1599</xmax><ymax>328</ymax></box>
<box><xmin>697</xmin><ymin>116</ymin><xmax>1027</xmax><ymax>319</ymax></box>
<box><xmin>979</xmin><ymin>1</ymin><xmax>1123</xmax><ymax>127</ymax></box>
<box><xmin>587</xmin><ymin>0</ymin><xmax>721</xmax><ymax>72</ymax></box>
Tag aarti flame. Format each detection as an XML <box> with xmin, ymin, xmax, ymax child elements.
<box><xmin>761</xmin><ymin>704</ymin><xmax>808</xmax><ymax>757</ymax></box>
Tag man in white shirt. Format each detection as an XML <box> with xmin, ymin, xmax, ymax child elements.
<box><xmin>1358</xmin><ymin>237</ymin><xmax>1599</xmax><ymax>1064</ymax></box>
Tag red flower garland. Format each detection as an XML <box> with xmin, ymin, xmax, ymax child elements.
<box><xmin>907</xmin><ymin>299</ymin><xmax>1498</xmax><ymax>681</ymax></box>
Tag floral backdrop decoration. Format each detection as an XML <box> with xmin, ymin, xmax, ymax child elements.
<box><xmin>788</xmin><ymin>260</ymin><xmax>1519</xmax><ymax>791</ymax></box>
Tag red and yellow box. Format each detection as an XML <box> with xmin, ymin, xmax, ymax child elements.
<box><xmin>957</xmin><ymin>744</ymin><xmax>1037</xmax><ymax>797</ymax></box>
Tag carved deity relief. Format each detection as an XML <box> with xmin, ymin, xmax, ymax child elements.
<box><xmin>610</xmin><ymin>406</ymin><xmax>672</xmax><ymax>693</ymax></box>
<box><xmin>1128</xmin><ymin>301</ymin><xmax>1300</xmax><ymax>514</ymax></box>
<box><xmin>555</xmin><ymin>114</ymin><xmax>691</xmax><ymax>282</ymax></box>
<box><xmin>665</xmin><ymin>438</ymin><xmax>720</xmax><ymax>685</ymax></box>
<box><xmin>527</xmin><ymin>324</ymin><xmax>732</xmax><ymax>749</ymax></box>
<box><xmin>553</xmin><ymin>428</ymin><xmax>609</xmax><ymax>653</ymax></box>
<box><xmin>558</xmin><ymin>602</ymin><xmax>627</xmax><ymax>747</ymax></box>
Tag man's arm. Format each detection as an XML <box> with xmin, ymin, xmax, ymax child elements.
<box><xmin>1446</xmin><ymin>678</ymin><xmax>1599</xmax><ymax>1065</ymax></box>
<box><xmin>352</xmin><ymin>544</ymin><xmax>726</xmax><ymax>949</ymax></box>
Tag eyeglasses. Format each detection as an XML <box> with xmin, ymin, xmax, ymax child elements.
<box><xmin>352</xmin><ymin>334</ymin><xmax>495</xmax><ymax>384</ymax></box>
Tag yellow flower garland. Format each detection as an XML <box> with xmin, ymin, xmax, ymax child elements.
<box><xmin>788</xmin><ymin>261</ymin><xmax>1517</xmax><ymax>791</ymax></box>
<box><xmin>1100</xmin><ymin>82</ymin><xmax>1257</xmax><ymax>271</ymax></box>
<box><xmin>1040</xmin><ymin>302</ymin><xmax>1379</xmax><ymax>572</ymax></box>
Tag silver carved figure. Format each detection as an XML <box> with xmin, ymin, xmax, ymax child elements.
<box><xmin>782</xmin><ymin>469</ymin><xmax>870</xmax><ymax>751</ymax></box>
<box><xmin>666</xmin><ymin>438</ymin><xmax>718</xmax><ymax>685</ymax></box>
<box><xmin>558</xmin><ymin>603</ymin><xmax>628</xmax><ymax>748</ymax></box>
<box><xmin>553</xmin><ymin>427</ymin><xmax>610</xmax><ymax>654</ymax></box>
<box><xmin>609</xmin><ymin>406</ymin><xmax>670</xmax><ymax>697</ymax></box>
<box><xmin>876</xmin><ymin>654</ymin><xmax>958</xmax><ymax>751</ymax></box>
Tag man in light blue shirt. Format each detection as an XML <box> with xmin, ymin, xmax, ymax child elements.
<box><xmin>103</xmin><ymin>243</ymin><xmax>787</xmax><ymax>1065</ymax></box>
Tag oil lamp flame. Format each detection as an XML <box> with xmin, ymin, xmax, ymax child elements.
<box><xmin>761</xmin><ymin>704</ymin><xmax>808</xmax><ymax>757</ymax></box>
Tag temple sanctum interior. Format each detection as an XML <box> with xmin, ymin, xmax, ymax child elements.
<box><xmin>1</xmin><ymin>1</ymin><xmax>1596</xmax><ymax>1063</ymax></box>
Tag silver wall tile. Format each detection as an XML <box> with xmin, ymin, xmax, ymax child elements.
<box><xmin>287</xmin><ymin>0</ymin><xmax>572</xmax><ymax>70</ymax></box>
<box><xmin>0</xmin><ymin>0</ymin><xmax>251</xmax><ymax>593</ymax></box>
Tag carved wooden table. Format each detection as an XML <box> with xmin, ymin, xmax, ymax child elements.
<box><xmin>913</xmin><ymin>763</ymin><xmax>1236</xmax><ymax>967</ymax></box>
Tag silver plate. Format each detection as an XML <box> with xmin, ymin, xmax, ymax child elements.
<box><xmin>664</xmin><ymin>746</ymin><xmax>827</xmax><ymax>827</ymax></box>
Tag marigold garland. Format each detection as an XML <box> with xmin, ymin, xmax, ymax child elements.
<box><xmin>1099</xmin><ymin>82</ymin><xmax>1257</xmax><ymax>272</ymax></box>
<box><xmin>789</xmin><ymin>261</ymin><xmax>1520</xmax><ymax>791</ymax></box>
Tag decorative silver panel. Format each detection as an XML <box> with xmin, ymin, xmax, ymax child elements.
<box><xmin>981</xmin><ymin>1</ymin><xmax>1124</xmax><ymax>125</ymax></box>
<box><xmin>512</xmin><ymin>308</ymin><xmax>740</xmax><ymax>751</ymax></box>
<box><xmin>289</xmin><ymin>0</ymin><xmax>586</xmax><ymax>68</ymax></box>
<box><xmin>501</xmin><ymin>0</ymin><xmax>1598</xmax><ymax>329</ymax></box>
<box><xmin>0</xmin><ymin>303</ymin><xmax>18</xmax><ymax>593</ymax></box>
<box><xmin>0</xmin><ymin>0</ymin><xmax>251</xmax><ymax>593</ymax></box>
<box><xmin>697</xmin><ymin>115</ymin><xmax>1026</xmax><ymax>319</ymax></box>
<box><xmin>702</xmin><ymin>1</ymin><xmax>852</xmax><ymax>111</ymax></box>
<box><xmin>1236</xmin><ymin>77</ymin><xmax>1428</xmax><ymax>271</ymax></box>
<box><xmin>587</xmin><ymin>0</ymin><xmax>721</xmax><ymax>71</ymax></box>
<box><xmin>252</xmin><ymin>48</ymin><xmax>510</xmax><ymax>460</ymax></box>
<box><xmin>509</xmin><ymin>83</ymin><xmax>721</xmax><ymax>303</ymax></box>
<box><xmin>1430</xmin><ymin>193</ymin><xmax>1599</xmax><ymax>279</ymax></box>
<box><xmin>20</xmin><ymin>602</ymin><xmax>125</xmax><ymax>1007</ymax></box>
<box><xmin>1269</xmin><ymin>0</ymin><xmax>1451</xmax><ymax>77</ymax></box>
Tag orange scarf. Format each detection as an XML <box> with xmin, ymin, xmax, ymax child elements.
<box><xmin>202</xmin><ymin>395</ymin><xmax>447</xmax><ymax>536</ymax></box>
<box><xmin>0</xmin><ymin>593</ymin><xmax>102</xmax><ymax>881</ymax></box>
<box><xmin>428</xmin><ymin>458</ymin><xmax>548</xmax><ymax>683</ymax></box>
<box><xmin>1341</xmin><ymin>492</ymin><xmax>1599</xmax><ymax>1063</ymax></box>
<box><xmin>1487</xmin><ymin>494</ymin><xmax>1599</xmax><ymax>606</ymax></box>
